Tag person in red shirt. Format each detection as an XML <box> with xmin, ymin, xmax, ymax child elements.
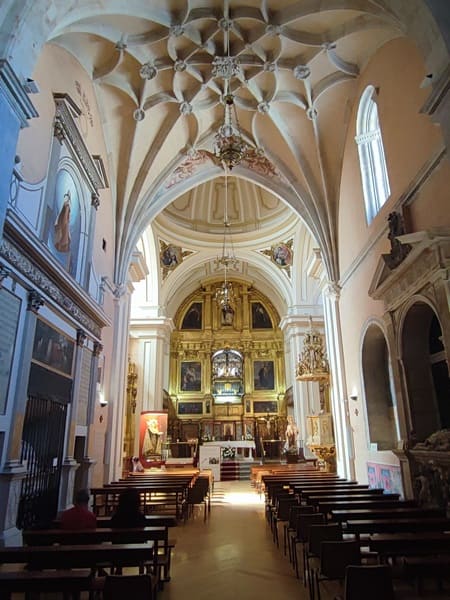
<box><xmin>60</xmin><ymin>489</ymin><xmax>97</xmax><ymax>529</ymax></box>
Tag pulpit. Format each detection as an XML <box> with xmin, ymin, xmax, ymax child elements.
<box><xmin>306</xmin><ymin>413</ymin><xmax>336</xmax><ymax>472</ymax></box>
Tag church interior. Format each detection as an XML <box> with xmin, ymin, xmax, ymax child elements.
<box><xmin>0</xmin><ymin>0</ymin><xmax>449</xmax><ymax>596</ymax></box>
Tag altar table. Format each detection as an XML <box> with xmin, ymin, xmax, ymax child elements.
<box><xmin>203</xmin><ymin>440</ymin><xmax>256</xmax><ymax>460</ymax></box>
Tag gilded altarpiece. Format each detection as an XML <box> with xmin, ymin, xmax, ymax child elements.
<box><xmin>168</xmin><ymin>282</ymin><xmax>286</xmax><ymax>454</ymax></box>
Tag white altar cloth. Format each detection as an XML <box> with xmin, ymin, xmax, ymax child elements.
<box><xmin>203</xmin><ymin>440</ymin><xmax>256</xmax><ymax>460</ymax></box>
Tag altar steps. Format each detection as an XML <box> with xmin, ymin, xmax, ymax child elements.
<box><xmin>220</xmin><ymin>461</ymin><xmax>252</xmax><ymax>481</ymax></box>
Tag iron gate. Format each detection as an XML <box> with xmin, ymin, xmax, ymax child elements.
<box><xmin>17</xmin><ymin>394</ymin><xmax>67</xmax><ymax>529</ymax></box>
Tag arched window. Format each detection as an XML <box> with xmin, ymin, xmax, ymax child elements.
<box><xmin>355</xmin><ymin>85</ymin><xmax>390</xmax><ymax>223</ymax></box>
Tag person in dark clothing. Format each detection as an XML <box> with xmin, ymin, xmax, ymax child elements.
<box><xmin>109</xmin><ymin>488</ymin><xmax>147</xmax><ymax>528</ymax></box>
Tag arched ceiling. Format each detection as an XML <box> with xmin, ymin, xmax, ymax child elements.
<box><xmin>42</xmin><ymin>0</ymin><xmax>406</xmax><ymax>284</ymax></box>
<box><xmin>155</xmin><ymin>175</ymin><xmax>297</xmax><ymax>237</ymax></box>
<box><xmin>151</xmin><ymin>177</ymin><xmax>310</xmax><ymax>318</ymax></box>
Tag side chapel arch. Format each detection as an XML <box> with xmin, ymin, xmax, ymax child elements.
<box><xmin>400</xmin><ymin>300</ymin><xmax>450</xmax><ymax>441</ymax></box>
<box><xmin>361</xmin><ymin>321</ymin><xmax>398</xmax><ymax>450</ymax></box>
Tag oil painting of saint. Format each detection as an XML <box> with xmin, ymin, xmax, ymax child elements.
<box><xmin>139</xmin><ymin>411</ymin><xmax>168</xmax><ymax>463</ymax></box>
<box><xmin>181</xmin><ymin>303</ymin><xmax>202</xmax><ymax>329</ymax></box>
<box><xmin>251</xmin><ymin>302</ymin><xmax>272</xmax><ymax>329</ymax></box>
<box><xmin>160</xmin><ymin>244</ymin><xmax>182</xmax><ymax>269</ymax></box>
<box><xmin>181</xmin><ymin>361</ymin><xmax>201</xmax><ymax>391</ymax></box>
<box><xmin>54</xmin><ymin>191</ymin><xmax>72</xmax><ymax>252</ymax></box>
<box><xmin>271</xmin><ymin>242</ymin><xmax>292</xmax><ymax>267</ymax></box>
<box><xmin>254</xmin><ymin>360</ymin><xmax>275</xmax><ymax>390</ymax></box>
<box><xmin>48</xmin><ymin>169</ymin><xmax>82</xmax><ymax>277</ymax></box>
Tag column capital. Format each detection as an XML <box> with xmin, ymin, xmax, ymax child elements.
<box><xmin>324</xmin><ymin>281</ymin><xmax>341</xmax><ymax>300</ymax></box>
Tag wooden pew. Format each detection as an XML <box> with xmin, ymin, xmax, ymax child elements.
<box><xmin>96</xmin><ymin>514</ymin><xmax>177</xmax><ymax>528</ymax></box>
<box><xmin>304</xmin><ymin>492</ymin><xmax>399</xmax><ymax>509</ymax></box>
<box><xmin>23</xmin><ymin>526</ymin><xmax>174</xmax><ymax>586</ymax></box>
<box><xmin>23</xmin><ymin>526</ymin><xmax>165</xmax><ymax>546</ymax></box>
<box><xmin>345</xmin><ymin>517</ymin><xmax>450</xmax><ymax>539</ymax></box>
<box><xmin>91</xmin><ymin>482</ymin><xmax>189</xmax><ymax>519</ymax></box>
<box><xmin>368</xmin><ymin>532</ymin><xmax>450</xmax><ymax>560</ymax></box>
<box><xmin>0</xmin><ymin>543</ymin><xmax>154</xmax><ymax>572</ymax></box>
<box><xmin>317</xmin><ymin>499</ymin><xmax>417</xmax><ymax>514</ymax></box>
<box><xmin>0</xmin><ymin>569</ymin><xmax>93</xmax><ymax>600</ymax></box>
<box><xmin>330</xmin><ymin>507</ymin><xmax>446</xmax><ymax>524</ymax></box>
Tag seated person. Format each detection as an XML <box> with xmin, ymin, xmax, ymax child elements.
<box><xmin>131</xmin><ymin>456</ymin><xmax>144</xmax><ymax>472</ymax></box>
<box><xmin>110</xmin><ymin>488</ymin><xmax>147</xmax><ymax>528</ymax></box>
<box><xmin>60</xmin><ymin>488</ymin><xmax>97</xmax><ymax>529</ymax></box>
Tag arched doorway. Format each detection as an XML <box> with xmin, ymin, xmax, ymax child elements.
<box><xmin>362</xmin><ymin>323</ymin><xmax>398</xmax><ymax>450</ymax></box>
<box><xmin>402</xmin><ymin>302</ymin><xmax>450</xmax><ymax>441</ymax></box>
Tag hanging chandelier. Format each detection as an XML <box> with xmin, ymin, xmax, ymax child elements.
<box><xmin>214</xmin><ymin>93</ymin><xmax>248</xmax><ymax>170</ymax></box>
<box><xmin>212</xmin><ymin>19</ymin><xmax>248</xmax><ymax>170</ymax></box>
<box><xmin>296</xmin><ymin>317</ymin><xmax>330</xmax><ymax>381</ymax></box>
<box><xmin>215</xmin><ymin>165</ymin><xmax>237</xmax><ymax>315</ymax></box>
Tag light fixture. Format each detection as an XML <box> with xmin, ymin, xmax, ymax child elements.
<box><xmin>296</xmin><ymin>317</ymin><xmax>330</xmax><ymax>382</ymax></box>
<box><xmin>98</xmin><ymin>389</ymin><xmax>108</xmax><ymax>407</ymax></box>
<box><xmin>215</xmin><ymin>164</ymin><xmax>237</xmax><ymax>315</ymax></box>
<box><xmin>212</xmin><ymin>19</ymin><xmax>248</xmax><ymax>170</ymax></box>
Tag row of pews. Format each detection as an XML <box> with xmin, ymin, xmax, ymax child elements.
<box><xmin>263</xmin><ymin>468</ymin><xmax>450</xmax><ymax>599</ymax></box>
<box><xmin>0</xmin><ymin>468</ymin><xmax>212</xmax><ymax>599</ymax></box>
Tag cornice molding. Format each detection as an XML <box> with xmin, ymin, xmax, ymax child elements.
<box><xmin>1</xmin><ymin>212</ymin><xmax>111</xmax><ymax>338</ymax></box>
<box><xmin>420</xmin><ymin>63</ymin><xmax>450</xmax><ymax>117</ymax></box>
<box><xmin>0</xmin><ymin>60</ymin><xmax>38</xmax><ymax>127</ymax></box>
<box><xmin>53</xmin><ymin>93</ymin><xmax>108</xmax><ymax>192</ymax></box>
<box><xmin>368</xmin><ymin>229</ymin><xmax>450</xmax><ymax>310</ymax></box>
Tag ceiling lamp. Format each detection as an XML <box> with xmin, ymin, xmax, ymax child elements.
<box><xmin>214</xmin><ymin>93</ymin><xmax>248</xmax><ymax>170</ymax></box>
<box><xmin>215</xmin><ymin>165</ymin><xmax>237</xmax><ymax>316</ymax></box>
<box><xmin>296</xmin><ymin>317</ymin><xmax>330</xmax><ymax>381</ymax></box>
<box><xmin>212</xmin><ymin>19</ymin><xmax>248</xmax><ymax>170</ymax></box>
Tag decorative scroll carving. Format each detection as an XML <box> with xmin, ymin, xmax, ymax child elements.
<box><xmin>0</xmin><ymin>238</ymin><xmax>102</xmax><ymax>338</ymax></box>
<box><xmin>27</xmin><ymin>290</ymin><xmax>44</xmax><ymax>313</ymax></box>
<box><xmin>91</xmin><ymin>192</ymin><xmax>100</xmax><ymax>209</ymax></box>
<box><xmin>76</xmin><ymin>328</ymin><xmax>87</xmax><ymax>347</ymax></box>
<box><xmin>0</xmin><ymin>263</ymin><xmax>11</xmax><ymax>287</ymax></box>
<box><xmin>93</xmin><ymin>341</ymin><xmax>103</xmax><ymax>357</ymax></box>
<box><xmin>296</xmin><ymin>317</ymin><xmax>329</xmax><ymax>381</ymax></box>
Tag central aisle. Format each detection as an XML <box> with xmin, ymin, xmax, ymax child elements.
<box><xmin>160</xmin><ymin>480</ymin><xmax>305</xmax><ymax>600</ymax></box>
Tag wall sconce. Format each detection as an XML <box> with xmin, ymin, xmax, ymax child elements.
<box><xmin>98</xmin><ymin>390</ymin><xmax>108</xmax><ymax>407</ymax></box>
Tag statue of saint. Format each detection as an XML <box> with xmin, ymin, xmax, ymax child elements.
<box><xmin>285</xmin><ymin>416</ymin><xmax>299</xmax><ymax>452</ymax></box>
<box><xmin>142</xmin><ymin>417</ymin><xmax>163</xmax><ymax>457</ymax></box>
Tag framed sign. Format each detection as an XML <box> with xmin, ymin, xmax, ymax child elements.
<box><xmin>180</xmin><ymin>361</ymin><xmax>201</xmax><ymax>392</ymax></box>
<box><xmin>253</xmin><ymin>360</ymin><xmax>275</xmax><ymax>390</ymax></box>
<box><xmin>32</xmin><ymin>318</ymin><xmax>74</xmax><ymax>377</ymax></box>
